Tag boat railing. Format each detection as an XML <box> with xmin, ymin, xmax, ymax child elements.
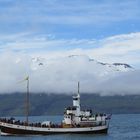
<box><xmin>0</xmin><ymin>117</ymin><xmax>108</xmax><ymax>128</ymax></box>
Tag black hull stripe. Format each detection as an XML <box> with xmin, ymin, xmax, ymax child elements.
<box><xmin>1</xmin><ymin>126</ymin><xmax>108</xmax><ymax>135</ymax></box>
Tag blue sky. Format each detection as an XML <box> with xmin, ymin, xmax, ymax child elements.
<box><xmin>0</xmin><ymin>0</ymin><xmax>140</xmax><ymax>67</ymax></box>
<box><xmin>0</xmin><ymin>0</ymin><xmax>140</xmax><ymax>38</ymax></box>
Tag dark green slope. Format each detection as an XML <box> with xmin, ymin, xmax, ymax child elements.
<box><xmin>0</xmin><ymin>93</ymin><xmax>140</xmax><ymax>116</ymax></box>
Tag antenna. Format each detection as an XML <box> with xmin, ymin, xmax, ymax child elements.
<box><xmin>26</xmin><ymin>76</ymin><xmax>29</xmax><ymax>124</ymax></box>
<box><xmin>78</xmin><ymin>81</ymin><xmax>80</xmax><ymax>95</ymax></box>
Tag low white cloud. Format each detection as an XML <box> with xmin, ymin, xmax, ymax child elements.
<box><xmin>94</xmin><ymin>70</ymin><xmax>140</xmax><ymax>96</ymax></box>
<box><xmin>0</xmin><ymin>51</ymin><xmax>139</xmax><ymax>95</ymax></box>
<box><xmin>0</xmin><ymin>32</ymin><xmax>140</xmax><ymax>95</ymax></box>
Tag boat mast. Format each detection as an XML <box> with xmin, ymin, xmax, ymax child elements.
<box><xmin>78</xmin><ymin>81</ymin><xmax>80</xmax><ymax>95</ymax></box>
<box><xmin>26</xmin><ymin>76</ymin><xmax>29</xmax><ymax>124</ymax></box>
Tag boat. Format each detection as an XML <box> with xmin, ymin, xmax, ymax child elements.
<box><xmin>0</xmin><ymin>78</ymin><xmax>111</xmax><ymax>136</ymax></box>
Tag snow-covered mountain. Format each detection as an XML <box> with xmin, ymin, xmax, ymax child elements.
<box><xmin>30</xmin><ymin>55</ymin><xmax>133</xmax><ymax>75</ymax></box>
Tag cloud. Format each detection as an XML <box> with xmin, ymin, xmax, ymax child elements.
<box><xmin>1</xmin><ymin>32</ymin><xmax>140</xmax><ymax>67</ymax></box>
<box><xmin>97</xmin><ymin>70</ymin><xmax>140</xmax><ymax>96</ymax></box>
<box><xmin>0</xmin><ymin>51</ymin><xmax>139</xmax><ymax>95</ymax></box>
<box><xmin>0</xmin><ymin>32</ymin><xmax>140</xmax><ymax>95</ymax></box>
<box><xmin>0</xmin><ymin>52</ymin><xmax>31</xmax><ymax>93</ymax></box>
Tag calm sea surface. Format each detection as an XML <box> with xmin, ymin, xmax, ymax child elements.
<box><xmin>1</xmin><ymin>114</ymin><xmax>140</xmax><ymax>140</ymax></box>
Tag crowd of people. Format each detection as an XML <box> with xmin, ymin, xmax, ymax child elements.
<box><xmin>0</xmin><ymin>117</ymin><xmax>62</xmax><ymax>128</ymax></box>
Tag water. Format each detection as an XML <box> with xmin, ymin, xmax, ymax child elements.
<box><xmin>1</xmin><ymin>114</ymin><xmax>140</xmax><ymax>140</ymax></box>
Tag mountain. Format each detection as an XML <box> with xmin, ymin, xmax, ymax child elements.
<box><xmin>0</xmin><ymin>93</ymin><xmax>140</xmax><ymax>116</ymax></box>
<box><xmin>30</xmin><ymin>55</ymin><xmax>133</xmax><ymax>73</ymax></box>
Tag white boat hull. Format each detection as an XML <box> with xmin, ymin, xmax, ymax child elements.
<box><xmin>0</xmin><ymin>122</ymin><xmax>108</xmax><ymax>135</ymax></box>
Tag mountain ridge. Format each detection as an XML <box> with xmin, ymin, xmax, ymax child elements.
<box><xmin>0</xmin><ymin>93</ymin><xmax>140</xmax><ymax>116</ymax></box>
<box><xmin>30</xmin><ymin>55</ymin><xmax>133</xmax><ymax>73</ymax></box>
